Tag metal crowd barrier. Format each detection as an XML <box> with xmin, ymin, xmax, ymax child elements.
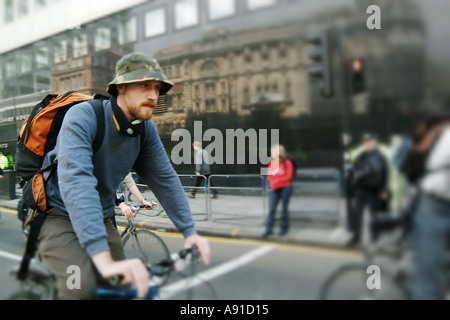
<box><xmin>206</xmin><ymin>174</ymin><xmax>268</xmax><ymax>226</ymax></box>
<box><xmin>177</xmin><ymin>174</ymin><xmax>209</xmax><ymax>221</ymax></box>
<box><xmin>118</xmin><ymin>173</ymin><xmax>269</xmax><ymax>226</ymax></box>
<box><xmin>121</xmin><ymin>173</ymin><xmax>209</xmax><ymax>221</ymax></box>
<box><xmin>119</xmin><ymin>170</ymin><xmax>344</xmax><ymax>228</ymax></box>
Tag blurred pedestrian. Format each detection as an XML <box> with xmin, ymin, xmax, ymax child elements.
<box><xmin>187</xmin><ymin>141</ymin><xmax>218</xmax><ymax>199</ymax></box>
<box><xmin>5</xmin><ymin>153</ymin><xmax>14</xmax><ymax>170</ymax></box>
<box><xmin>347</xmin><ymin>133</ymin><xmax>389</xmax><ymax>246</ymax></box>
<box><xmin>409</xmin><ymin>114</ymin><xmax>450</xmax><ymax>300</ymax></box>
<box><xmin>0</xmin><ymin>151</ymin><xmax>7</xmax><ymax>170</ymax></box>
<box><xmin>116</xmin><ymin>172</ymin><xmax>154</xmax><ymax>219</ymax></box>
<box><xmin>263</xmin><ymin>144</ymin><xmax>294</xmax><ymax>238</ymax></box>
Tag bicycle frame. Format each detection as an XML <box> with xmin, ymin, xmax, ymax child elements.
<box><xmin>120</xmin><ymin>204</ymin><xmax>156</xmax><ymax>234</ymax></box>
<box><xmin>96</xmin><ymin>247</ymin><xmax>199</xmax><ymax>300</ymax></box>
<box><xmin>9</xmin><ymin>246</ymin><xmax>199</xmax><ymax>300</ymax></box>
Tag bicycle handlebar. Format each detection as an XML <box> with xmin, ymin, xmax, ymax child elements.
<box><xmin>98</xmin><ymin>246</ymin><xmax>199</xmax><ymax>299</ymax></box>
<box><xmin>131</xmin><ymin>202</ymin><xmax>157</xmax><ymax>211</ymax></box>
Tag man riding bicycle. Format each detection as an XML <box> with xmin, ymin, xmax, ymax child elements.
<box><xmin>38</xmin><ymin>52</ymin><xmax>211</xmax><ymax>299</ymax></box>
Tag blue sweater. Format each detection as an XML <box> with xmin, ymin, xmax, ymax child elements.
<box><xmin>42</xmin><ymin>99</ymin><xmax>196</xmax><ymax>257</ymax></box>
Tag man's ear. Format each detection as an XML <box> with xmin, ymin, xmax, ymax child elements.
<box><xmin>116</xmin><ymin>84</ymin><xmax>126</xmax><ymax>94</ymax></box>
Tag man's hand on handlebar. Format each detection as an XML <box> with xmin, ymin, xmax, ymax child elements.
<box><xmin>118</xmin><ymin>202</ymin><xmax>134</xmax><ymax>219</ymax></box>
<box><xmin>92</xmin><ymin>251</ymin><xmax>150</xmax><ymax>299</ymax></box>
<box><xmin>140</xmin><ymin>198</ymin><xmax>155</xmax><ymax>210</ymax></box>
<box><xmin>185</xmin><ymin>234</ymin><xmax>211</xmax><ymax>266</ymax></box>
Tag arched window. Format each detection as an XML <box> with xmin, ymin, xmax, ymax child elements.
<box><xmin>201</xmin><ymin>61</ymin><xmax>219</xmax><ymax>77</ymax></box>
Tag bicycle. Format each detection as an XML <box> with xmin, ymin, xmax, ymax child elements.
<box><xmin>118</xmin><ymin>203</ymin><xmax>171</xmax><ymax>284</ymax></box>
<box><xmin>117</xmin><ymin>193</ymin><xmax>166</xmax><ymax>218</ymax></box>
<box><xmin>8</xmin><ymin>246</ymin><xmax>200</xmax><ymax>300</ymax></box>
<box><xmin>319</xmin><ymin>210</ymin><xmax>413</xmax><ymax>300</ymax></box>
<box><xmin>319</xmin><ymin>202</ymin><xmax>450</xmax><ymax>300</ymax></box>
<box><xmin>122</xmin><ymin>177</ymin><xmax>167</xmax><ymax>218</ymax></box>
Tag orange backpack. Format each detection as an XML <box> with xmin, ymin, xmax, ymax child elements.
<box><xmin>15</xmin><ymin>91</ymin><xmax>107</xmax><ymax>212</ymax></box>
<box><xmin>14</xmin><ymin>91</ymin><xmax>108</xmax><ymax>281</ymax></box>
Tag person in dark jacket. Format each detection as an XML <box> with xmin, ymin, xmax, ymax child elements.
<box><xmin>348</xmin><ymin>133</ymin><xmax>389</xmax><ymax>246</ymax></box>
<box><xmin>187</xmin><ymin>141</ymin><xmax>218</xmax><ymax>199</ymax></box>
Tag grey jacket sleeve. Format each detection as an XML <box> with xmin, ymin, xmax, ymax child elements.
<box><xmin>133</xmin><ymin>122</ymin><xmax>197</xmax><ymax>238</ymax></box>
<box><xmin>56</xmin><ymin>104</ymin><xmax>109</xmax><ymax>257</ymax></box>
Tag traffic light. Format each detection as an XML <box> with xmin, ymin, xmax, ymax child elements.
<box><xmin>349</xmin><ymin>58</ymin><xmax>365</xmax><ymax>94</ymax></box>
<box><xmin>306</xmin><ymin>29</ymin><xmax>333</xmax><ymax>98</ymax></box>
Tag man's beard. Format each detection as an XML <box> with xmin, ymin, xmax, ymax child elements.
<box><xmin>130</xmin><ymin>105</ymin><xmax>154</xmax><ymax>121</ymax></box>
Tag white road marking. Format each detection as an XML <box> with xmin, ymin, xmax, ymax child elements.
<box><xmin>0</xmin><ymin>250</ymin><xmax>23</xmax><ymax>262</ymax></box>
<box><xmin>159</xmin><ymin>245</ymin><xmax>274</xmax><ymax>300</ymax></box>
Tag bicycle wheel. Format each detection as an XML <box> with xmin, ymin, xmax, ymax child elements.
<box><xmin>8</xmin><ymin>281</ymin><xmax>56</xmax><ymax>300</ymax></box>
<box><xmin>122</xmin><ymin>229</ymin><xmax>171</xmax><ymax>284</ymax></box>
<box><xmin>319</xmin><ymin>262</ymin><xmax>408</xmax><ymax>300</ymax></box>
<box><xmin>9</xmin><ymin>290</ymin><xmax>42</xmax><ymax>300</ymax></box>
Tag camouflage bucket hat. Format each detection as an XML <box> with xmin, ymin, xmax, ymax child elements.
<box><xmin>107</xmin><ymin>52</ymin><xmax>173</xmax><ymax>96</ymax></box>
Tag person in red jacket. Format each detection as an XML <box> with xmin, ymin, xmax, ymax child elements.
<box><xmin>263</xmin><ymin>144</ymin><xmax>294</xmax><ymax>238</ymax></box>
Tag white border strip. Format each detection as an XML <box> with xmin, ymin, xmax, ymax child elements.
<box><xmin>159</xmin><ymin>245</ymin><xmax>274</xmax><ymax>300</ymax></box>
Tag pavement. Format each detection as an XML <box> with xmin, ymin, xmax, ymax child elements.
<box><xmin>0</xmin><ymin>182</ymin><xmax>359</xmax><ymax>249</ymax></box>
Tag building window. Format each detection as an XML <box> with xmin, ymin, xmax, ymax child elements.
<box><xmin>72</xmin><ymin>73</ymin><xmax>83</xmax><ymax>89</ymax></box>
<box><xmin>279</xmin><ymin>47</ymin><xmax>287</xmax><ymax>59</ymax></box>
<box><xmin>244</xmin><ymin>52</ymin><xmax>252</xmax><ymax>63</ymax></box>
<box><xmin>164</xmin><ymin>66</ymin><xmax>171</xmax><ymax>77</ymax></box>
<box><xmin>286</xmin><ymin>81</ymin><xmax>291</xmax><ymax>100</ymax></box>
<box><xmin>194</xmin><ymin>84</ymin><xmax>200</xmax><ymax>97</ymax></box>
<box><xmin>221</xmin><ymin>98</ymin><xmax>227</xmax><ymax>110</ymax></box>
<box><xmin>174</xmin><ymin>0</ymin><xmax>198</xmax><ymax>30</ymax></box>
<box><xmin>145</xmin><ymin>7</ymin><xmax>166</xmax><ymax>38</ymax></box>
<box><xmin>208</xmin><ymin>0</ymin><xmax>235</xmax><ymax>20</ymax></box>
<box><xmin>95</xmin><ymin>27</ymin><xmax>111</xmax><ymax>52</ymax></box>
<box><xmin>18</xmin><ymin>74</ymin><xmax>34</xmax><ymax>95</ymax></box>
<box><xmin>118</xmin><ymin>16</ymin><xmax>137</xmax><ymax>45</ymax></box>
<box><xmin>18</xmin><ymin>0</ymin><xmax>29</xmax><ymax>17</ymax></box>
<box><xmin>4</xmin><ymin>0</ymin><xmax>14</xmax><ymax>23</ymax></box>
<box><xmin>36</xmin><ymin>73</ymin><xmax>51</xmax><ymax>92</ymax></box>
<box><xmin>54</xmin><ymin>40</ymin><xmax>67</xmax><ymax>63</ymax></box>
<box><xmin>247</xmin><ymin>0</ymin><xmax>277</xmax><ymax>11</ymax></box>
<box><xmin>261</xmin><ymin>49</ymin><xmax>269</xmax><ymax>61</ymax></box>
<box><xmin>20</xmin><ymin>52</ymin><xmax>32</xmax><ymax>73</ymax></box>
<box><xmin>60</xmin><ymin>75</ymin><xmax>82</xmax><ymax>92</ymax></box>
<box><xmin>243</xmin><ymin>87</ymin><xmax>250</xmax><ymax>104</ymax></box>
<box><xmin>272</xmin><ymin>83</ymin><xmax>278</xmax><ymax>92</ymax></box>
<box><xmin>205</xmin><ymin>83</ymin><xmax>216</xmax><ymax>95</ymax></box>
<box><xmin>73</xmin><ymin>33</ymin><xmax>88</xmax><ymax>58</ymax></box>
<box><xmin>5</xmin><ymin>57</ymin><xmax>16</xmax><ymax>78</ymax></box>
<box><xmin>36</xmin><ymin>46</ymin><xmax>49</xmax><ymax>68</ymax></box>
<box><xmin>35</xmin><ymin>0</ymin><xmax>47</xmax><ymax>9</ymax></box>
<box><xmin>206</xmin><ymin>99</ymin><xmax>217</xmax><ymax>111</ymax></box>
<box><xmin>59</xmin><ymin>77</ymin><xmax>65</xmax><ymax>92</ymax></box>
<box><xmin>175</xmin><ymin>65</ymin><xmax>181</xmax><ymax>77</ymax></box>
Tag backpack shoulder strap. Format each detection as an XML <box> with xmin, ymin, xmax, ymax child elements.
<box><xmin>87</xmin><ymin>97</ymin><xmax>106</xmax><ymax>154</ymax></box>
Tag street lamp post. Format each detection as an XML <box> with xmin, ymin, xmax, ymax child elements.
<box><xmin>336</xmin><ymin>27</ymin><xmax>354</xmax><ymax>236</ymax></box>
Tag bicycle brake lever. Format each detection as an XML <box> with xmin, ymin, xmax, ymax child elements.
<box><xmin>108</xmin><ymin>275</ymin><xmax>124</xmax><ymax>287</ymax></box>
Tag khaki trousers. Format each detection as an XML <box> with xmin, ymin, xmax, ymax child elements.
<box><xmin>37</xmin><ymin>207</ymin><xmax>125</xmax><ymax>300</ymax></box>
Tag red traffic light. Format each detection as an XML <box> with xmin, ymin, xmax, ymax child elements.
<box><xmin>348</xmin><ymin>58</ymin><xmax>365</xmax><ymax>94</ymax></box>
<box><xmin>350</xmin><ymin>58</ymin><xmax>364</xmax><ymax>73</ymax></box>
